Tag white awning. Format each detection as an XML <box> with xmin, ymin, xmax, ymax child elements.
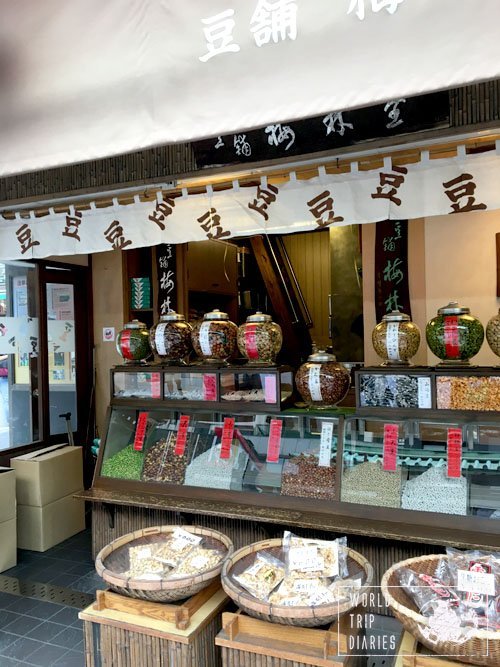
<box><xmin>0</xmin><ymin>0</ymin><xmax>500</xmax><ymax>176</ymax></box>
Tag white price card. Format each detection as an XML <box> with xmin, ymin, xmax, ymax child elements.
<box><xmin>136</xmin><ymin>547</ymin><xmax>152</xmax><ymax>559</ymax></box>
<box><xmin>293</xmin><ymin>579</ymin><xmax>319</xmax><ymax>594</ymax></box>
<box><xmin>319</xmin><ymin>421</ymin><xmax>334</xmax><ymax>467</ymax></box>
<box><xmin>308</xmin><ymin>366</ymin><xmax>323</xmax><ymax>402</ymax></box>
<box><xmin>385</xmin><ymin>322</ymin><xmax>400</xmax><ymax>361</ymax></box>
<box><xmin>190</xmin><ymin>556</ymin><xmax>209</xmax><ymax>569</ymax></box>
<box><xmin>288</xmin><ymin>546</ymin><xmax>324</xmax><ymax>572</ymax></box>
<box><xmin>199</xmin><ymin>322</ymin><xmax>212</xmax><ymax>356</ymax></box>
<box><xmin>310</xmin><ymin>589</ymin><xmax>335</xmax><ymax>606</ymax></box>
<box><xmin>457</xmin><ymin>569</ymin><xmax>495</xmax><ymax>596</ymax></box>
<box><xmin>417</xmin><ymin>377</ymin><xmax>432</xmax><ymax>409</ymax></box>
<box><xmin>171</xmin><ymin>528</ymin><xmax>202</xmax><ymax>551</ymax></box>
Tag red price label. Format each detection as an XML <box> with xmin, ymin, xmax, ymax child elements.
<box><xmin>447</xmin><ymin>427</ymin><xmax>462</xmax><ymax>478</ymax></box>
<box><xmin>220</xmin><ymin>418</ymin><xmax>235</xmax><ymax>459</ymax></box>
<box><xmin>444</xmin><ymin>315</ymin><xmax>460</xmax><ymax>359</ymax></box>
<box><xmin>266</xmin><ymin>419</ymin><xmax>283</xmax><ymax>463</ymax></box>
<box><xmin>203</xmin><ymin>374</ymin><xmax>217</xmax><ymax>401</ymax></box>
<box><xmin>133</xmin><ymin>411</ymin><xmax>149</xmax><ymax>451</ymax></box>
<box><xmin>174</xmin><ymin>415</ymin><xmax>190</xmax><ymax>456</ymax></box>
<box><xmin>120</xmin><ymin>330</ymin><xmax>133</xmax><ymax>360</ymax></box>
<box><xmin>382</xmin><ymin>423</ymin><xmax>399</xmax><ymax>472</ymax></box>
<box><xmin>151</xmin><ymin>373</ymin><xmax>161</xmax><ymax>399</ymax></box>
<box><xmin>244</xmin><ymin>324</ymin><xmax>260</xmax><ymax>360</ymax></box>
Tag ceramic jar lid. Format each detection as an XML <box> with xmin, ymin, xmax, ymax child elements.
<box><xmin>437</xmin><ymin>301</ymin><xmax>470</xmax><ymax>316</ymax></box>
<box><xmin>382</xmin><ymin>310</ymin><xmax>411</xmax><ymax>322</ymax></box>
<box><xmin>124</xmin><ymin>319</ymin><xmax>148</xmax><ymax>330</ymax></box>
<box><xmin>246</xmin><ymin>311</ymin><xmax>272</xmax><ymax>323</ymax></box>
<box><xmin>204</xmin><ymin>309</ymin><xmax>229</xmax><ymax>321</ymax></box>
<box><xmin>307</xmin><ymin>350</ymin><xmax>337</xmax><ymax>363</ymax></box>
<box><xmin>159</xmin><ymin>311</ymin><xmax>185</xmax><ymax>322</ymax></box>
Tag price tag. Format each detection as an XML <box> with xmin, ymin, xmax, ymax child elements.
<box><xmin>220</xmin><ymin>417</ymin><xmax>235</xmax><ymax>459</ymax></box>
<box><xmin>319</xmin><ymin>421</ymin><xmax>334</xmax><ymax>467</ymax></box>
<box><xmin>266</xmin><ymin>419</ymin><xmax>283</xmax><ymax>463</ymax></box>
<box><xmin>293</xmin><ymin>579</ymin><xmax>319</xmax><ymax>594</ymax></box>
<box><xmin>199</xmin><ymin>321</ymin><xmax>212</xmax><ymax>356</ymax></box>
<box><xmin>151</xmin><ymin>373</ymin><xmax>161</xmax><ymax>399</ymax></box>
<box><xmin>264</xmin><ymin>375</ymin><xmax>277</xmax><ymax>404</ymax></box>
<box><xmin>136</xmin><ymin>547</ymin><xmax>152</xmax><ymax>559</ymax></box>
<box><xmin>154</xmin><ymin>323</ymin><xmax>168</xmax><ymax>356</ymax></box>
<box><xmin>119</xmin><ymin>329</ymin><xmax>133</xmax><ymax>360</ymax></box>
<box><xmin>171</xmin><ymin>528</ymin><xmax>202</xmax><ymax>551</ymax></box>
<box><xmin>203</xmin><ymin>373</ymin><xmax>217</xmax><ymax>401</ymax></box>
<box><xmin>385</xmin><ymin>322</ymin><xmax>400</xmax><ymax>361</ymax></box>
<box><xmin>457</xmin><ymin>569</ymin><xmax>495</xmax><ymax>596</ymax></box>
<box><xmin>308</xmin><ymin>366</ymin><xmax>323</xmax><ymax>402</ymax></box>
<box><xmin>133</xmin><ymin>411</ymin><xmax>149</xmax><ymax>451</ymax></box>
<box><xmin>244</xmin><ymin>324</ymin><xmax>259</xmax><ymax>360</ymax></box>
<box><xmin>288</xmin><ymin>546</ymin><xmax>324</xmax><ymax>572</ymax></box>
<box><xmin>417</xmin><ymin>377</ymin><xmax>432</xmax><ymax>408</ymax></box>
<box><xmin>190</xmin><ymin>555</ymin><xmax>210</xmax><ymax>569</ymax></box>
<box><xmin>382</xmin><ymin>423</ymin><xmax>399</xmax><ymax>471</ymax></box>
<box><xmin>447</xmin><ymin>427</ymin><xmax>462</xmax><ymax>478</ymax></box>
<box><xmin>444</xmin><ymin>315</ymin><xmax>460</xmax><ymax>358</ymax></box>
<box><xmin>174</xmin><ymin>415</ymin><xmax>190</xmax><ymax>456</ymax></box>
<box><xmin>310</xmin><ymin>589</ymin><xmax>335</xmax><ymax>606</ymax></box>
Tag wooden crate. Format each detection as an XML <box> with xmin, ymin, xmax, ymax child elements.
<box><xmin>80</xmin><ymin>585</ymin><xmax>229</xmax><ymax>666</ymax></box>
<box><xmin>396</xmin><ymin>631</ymin><xmax>479</xmax><ymax>667</ymax></box>
<box><xmin>216</xmin><ymin>611</ymin><xmax>363</xmax><ymax>667</ymax></box>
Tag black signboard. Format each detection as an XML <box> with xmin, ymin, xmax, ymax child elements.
<box><xmin>375</xmin><ymin>220</ymin><xmax>411</xmax><ymax>322</ymax></box>
<box><xmin>155</xmin><ymin>244</ymin><xmax>177</xmax><ymax>316</ymax></box>
<box><xmin>193</xmin><ymin>91</ymin><xmax>449</xmax><ymax>169</ymax></box>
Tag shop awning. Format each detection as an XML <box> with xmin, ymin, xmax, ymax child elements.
<box><xmin>0</xmin><ymin>0</ymin><xmax>500</xmax><ymax>176</ymax></box>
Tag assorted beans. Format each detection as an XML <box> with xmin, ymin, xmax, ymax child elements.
<box><xmin>295</xmin><ymin>361</ymin><xmax>350</xmax><ymax>408</ymax></box>
<box><xmin>402</xmin><ymin>466</ymin><xmax>467</xmax><ymax>515</ymax></box>
<box><xmin>340</xmin><ymin>461</ymin><xmax>402</xmax><ymax>508</ymax></box>
<box><xmin>191</xmin><ymin>320</ymin><xmax>237</xmax><ymax>362</ymax></box>
<box><xmin>141</xmin><ymin>436</ymin><xmax>187</xmax><ymax>484</ymax></box>
<box><xmin>101</xmin><ymin>445</ymin><xmax>144</xmax><ymax>480</ymax></box>
<box><xmin>372</xmin><ymin>320</ymin><xmax>420</xmax><ymax>364</ymax></box>
<box><xmin>237</xmin><ymin>319</ymin><xmax>283</xmax><ymax>365</ymax></box>
<box><xmin>436</xmin><ymin>376</ymin><xmax>500</xmax><ymax>411</ymax></box>
<box><xmin>426</xmin><ymin>314</ymin><xmax>484</xmax><ymax>363</ymax></box>
<box><xmin>280</xmin><ymin>454</ymin><xmax>336</xmax><ymax>500</ymax></box>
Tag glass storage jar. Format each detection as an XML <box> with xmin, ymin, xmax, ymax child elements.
<box><xmin>426</xmin><ymin>301</ymin><xmax>484</xmax><ymax>365</ymax></box>
<box><xmin>149</xmin><ymin>312</ymin><xmax>192</xmax><ymax>364</ymax></box>
<box><xmin>237</xmin><ymin>312</ymin><xmax>282</xmax><ymax>365</ymax></box>
<box><xmin>486</xmin><ymin>309</ymin><xmax>500</xmax><ymax>358</ymax></box>
<box><xmin>372</xmin><ymin>310</ymin><xmax>420</xmax><ymax>365</ymax></box>
<box><xmin>116</xmin><ymin>320</ymin><xmax>152</xmax><ymax>364</ymax></box>
<box><xmin>295</xmin><ymin>351</ymin><xmax>350</xmax><ymax>408</ymax></box>
<box><xmin>191</xmin><ymin>309</ymin><xmax>237</xmax><ymax>363</ymax></box>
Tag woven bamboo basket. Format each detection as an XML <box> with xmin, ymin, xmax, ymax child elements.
<box><xmin>95</xmin><ymin>525</ymin><xmax>233</xmax><ymax>602</ymax></box>
<box><xmin>381</xmin><ymin>554</ymin><xmax>500</xmax><ymax>667</ymax></box>
<box><xmin>221</xmin><ymin>537</ymin><xmax>373</xmax><ymax>627</ymax></box>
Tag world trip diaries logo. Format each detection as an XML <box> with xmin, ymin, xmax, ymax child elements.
<box><xmin>341</xmin><ymin>588</ymin><xmax>398</xmax><ymax>655</ymax></box>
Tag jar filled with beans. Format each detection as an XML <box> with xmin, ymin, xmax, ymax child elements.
<box><xmin>372</xmin><ymin>311</ymin><xmax>420</xmax><ymax>366</ymax></box>
<box><xmin>237</xmin><ymin>312</ymin><xmax>283</xmax><ymax>365</ymax></box>
<box><xmin>295</xmin><ymin>351</ymin><xmax>350</xmax><ymax>409</ymax></box>
<box><xmin>149</xmin><ymin>312</ymin><xmax>192</xmax><ymax>364</ymax></box>
<box><xmin>116</xmin><ymin>320</ymin><xmax>152</xmax><ymax>364</ymax></box>
<box><xmin>486</xmin><ymin>308</ymin><xmax>500</xmax><ymax>358</ymax></box>
<box><xmin>191</xmin><ymin>309</ymin><xmax>237</xmax><ymax>363</ymax></box>
<box><xmin>426</xmin><ymin>301</ymin><xmax>484</xmax><ymax>365</ymax></box>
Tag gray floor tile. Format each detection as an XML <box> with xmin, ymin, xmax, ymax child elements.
<box><xmin>51</xmin><ymin>627</ymin><xmax>84</xmax><ymax>650</ymax></box>
<box><xmin>27</xmin><ymin>621</ymin><xmax>67</xmax><ymax>643</ymax></box>
<box><xmin>25</xmin><ymin>641</ymin><xmax>71</xmax><ymax>666</ymax></box>
<box><xmin>5</xmin><ymin>598</ymin><xmax>42</xmax><ymax>615</ymax></box>
<box><xmin>54</xmin><ymin>649</ymin><xmax>85</xmax><ymax>667</ymax></box>
<box><xmin>25</xmin><ymin>600</ymin><xmax>63</xmax><ymax>620</ymax></box>
<box><xmin>3</xmin><ymin>615</ymin><xmax>42</xmax><ymax>636</ymax></box>
<box><xmin>0</xmin><ymin>656</ymin><xmax>24</xmax><ymax>666</ymax></box>
<box><xmin>0</xmin><ymin>637</ymin><xmax>44</xmax><ymax>661</ymax></box>
<box><xmin>48</xmin><ymin>574</ymin><xmax>80</xmax><ymax>587</ymax></box>
<box><xmin>50</xmin><ymin>607</ymin><xmax>81</xmax><ymax>626</ymax></box>
<box><xmin>0</xmin><ymin>631</ymin><xmax>19</xmax><ymax>653</ymax></box>
<box><xmin>0</xmin><ymin>610</ymin><xmax>19</xmax><ymax>627</ymax></box>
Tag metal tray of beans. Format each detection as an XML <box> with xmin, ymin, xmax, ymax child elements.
<box><xmin>95</xmin><ymin>525</ymin><xmax>234</xmax><ymax>602</ymax></box>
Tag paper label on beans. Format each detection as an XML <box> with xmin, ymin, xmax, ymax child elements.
<box><xmin>417</xmin><ymin>377</ymin><xmax>432</xmax><ymax>408</ymax></box>
<box><xmin>220</xmin><ymin>417</ymin><xmax>235</xmax><ymax>459</ymax></box>
<box><xmin>288</xmin><ymin>546</ymin><xmax>324</xmax><ymax>572</ymax></box>
<box><xmin>447</xmin><ymin>427</ymin><xmax>462</xmax><ymax>478</ymax></box>
<box><xmin>280</xmin><ymin>597</ymin><xmax>301</xmax><ymax>607</ymax></box>
<box><xmin>133</xmin><ymin>411</ymin><xmax>149</xmax><ymax>451</ymax></box>
<box><xmin>310</xmin><ymin>590</ymin><xmax>335</xmax><ymax>606</ymax></box>
<box><xmin>444</xmin><ymin>315</ymin><xmax>460</xmax><ymax>358</ymax></box>
<box><xmin>171</xmin><ymin>528</ymin><xmax>202</xmax><ymax>551</ymax></box>
<box><xmin>457</xmin><ymin>569</ymin><xmax>495</xmax><ymax>596</ymax></box>
<box><xmin>203</xmin><ymin>373</ymin><xmax>217</xmax><ymax>401</ymax></box>
<box><xmin>266</xmin><ymin>419</ymin><xmax>282</xmax><ymax>463</ymax></box>
<box><xmin>385</xmin><ymin>322</ymin><xmax>400</xmax><ymax>361</ymax></box>
<box><xmin>308</xmin><ymin>366</ymin><xmax>323</xmax><ymax>401</ymax></box>
<box><xmin>199</xmin><ymin>321</ymin><xmax>212</xmax><ymax>356</ymax></box>
<box><xmin>382</xmin><ymin>423</ymin><xmax>399</xmax><ymax>471</ymax></box>
<box><xmin>174</xmin><ymin>415</ymin><xmax>190</xmax><ymax>456</ymax></box>
<box><xmin>319</xmin><ymin>421</ymin><xmax>334</xmax><ymax>467</ymax></box>
<box><xmin>136</xmin><ymin>547</ymin><xmax>152</xmax><ymax>559</ymax></box>
<box><xmin>154</xmin><ymin>324</ymin><xmax>168</xmax><ymax>356</ymax></box>
<box><xmin>264</xmin><ymin>375</ymin><xmax>277</xmax><ymax>404</ymax></box>
<box><xmin>244</xmin><ymin>324</ymin><xmax>259</xmax><ymax>360</ymax></box>
<box><xmin>190</xmin><ymin>556</ymin><xmax>210</xmax><ymax>569</ymax></box>
<box><xmin>293</xmin><ymin>579</ymin><xmax>319</xmax><ymax>594</ymax></box>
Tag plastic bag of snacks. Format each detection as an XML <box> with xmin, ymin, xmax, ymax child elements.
<box><xmin>127</xmin><ymin>544</ymin><xmax>170</xmax><ymax>581</ymax></box>
<box><xmin>283</xmin><ymin>532</ymin><xmax>348</xmax><ymax>579</ymax></box>
<box><xmin>168</xmin><ymin>545</ymin><xmax>226</xmax><ymax>579</ymax></box>
<box><xmin>233</xmin><ymin>552</ymin><xmax>285</xmax><ymax>600</ymax></box>
<box><xmin>268</xmin><ymin>577</ymin><xmax>336</xmax><ymax>607</ymax></box>
<box><xmin>399</xmin><ymin>566</ymin><xmax>461</xmax><ymax>616</ymax></box>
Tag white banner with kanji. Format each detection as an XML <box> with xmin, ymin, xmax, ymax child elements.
<box><xmin>0</xmin><ymin>149</ymin><xmax>499</xmax><ymax>260</ymax></box>
<box><xmin>0</xmin><ymin>0</ymin><xmax>500</xmax><ymax>176</ymax></box>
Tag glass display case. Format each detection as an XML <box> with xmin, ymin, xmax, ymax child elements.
<box><xmin>163</xmin><ymin>370</ymin><xmax>218</xmax><ymax>402</ymax></box>
<box><xmin>112</xmin><ymin>370</ymin><xmax>162</xmax><ymax>399</ymax></box>
<box><xmin>219</xmin><ymin>366</ymin><xmax>294</xmax><ymax>409</ymax></box>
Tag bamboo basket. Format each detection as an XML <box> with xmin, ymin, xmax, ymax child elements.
<box><xmin>221</xmin><ymin>537</ymin><xmax>373</xmax><ymax>627</ymax></box>
<box><xmin>95</xmin><ymin>525</ymin><xmax>233</xmax><ymax>602</ymax></box>
<box><xmin>381</xmin><ymin>554</ymin><xmax>499</xmax><ymax>667</ymax></box>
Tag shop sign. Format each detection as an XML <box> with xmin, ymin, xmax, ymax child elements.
<box><xmin>155</xmin><ymin>244</ymin><xmax>177</xmax><ymax>316</ymax></box>
<box><xmin>374</xmin><ymin>220</ymin><xmax>411</xmax><ymax>322</ymax></box>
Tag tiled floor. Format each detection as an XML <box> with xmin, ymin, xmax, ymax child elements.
<box><xmin>0</xmin><ymin>530</ymin><xmax>99</xmax><ymax>666</ymax></box>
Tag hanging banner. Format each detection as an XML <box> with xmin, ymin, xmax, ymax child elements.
<box><xmin>155</xmin><ymin>244</ymin><xmax>178</xmax><ymax>316</ymax></box>
<box><xmin>375</xmin><ymin>220</ymin><xmax>411</xmax><ymax>321</ymax></box>
<box><xmin>0</xmin><ymin>1</ymin><xmax>500</xmax><ymax>177</ymax></box>
<box><xmin>1</xmin><ymin>149</ymin><xmax>500</xmax><ymax>260</ymax></box>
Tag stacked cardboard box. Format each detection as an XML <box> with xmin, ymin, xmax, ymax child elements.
<box><xmin>0</xmin><ymin>467</ymin><xmax>16</xmax><ymax>571</ymax></box>
<box><xmin>11</xmin><ymin>445</ymin><xmax>85</xmax><ymax>552</ymax></box>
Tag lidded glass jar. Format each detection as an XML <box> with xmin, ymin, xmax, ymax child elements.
<box><xmin>372</xmin><ymin>311</ymin><xmax>421</xmax><ymax>366</ymax></box>
<box><xmin>237</xmin><ymin>312</ymin><xmax>283</xmax><ymax>365</ymax></box>
<box><xmin>149</xmin><ymin>311</ymin><xmax>192</xmax><ymax>364</ymax></box>
<box><xmin>116</xmin><ymin>320</ymin><xmax>152</xmax><ymax>364</ymax></box>
<box><xmin>486</xmin><ymin>309</ymin><xmax>500</xmax><ymax>358</ymax></box>
<box><xmin>295</xmin><ymin>351</ymin><xmax>351</xmax><ymax>409</ymax></box>
<box><xmin>191</xmin><ymin>309</ymin><xmax>237</xmax><ymax>363</ymax></box>
<box><xmin>426</xmin><ymin>301</ymin><xmax>484</xmax><ymax>365</ymax></box>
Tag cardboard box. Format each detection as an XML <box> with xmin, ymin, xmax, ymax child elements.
<box><xmin>17</xmin><ymin>491</ymin><xmax>85</xmax><ymax>552</ymax></box>
<box><xmin>11</xmin><ymin>445</ymin><xmax>83</xmax><ymax>507</ymax></box>
<box><xmin>0</xmin><ymin>467</ymin><xmax>16</xmax><ymax>523</ymax></box>
<box><xmin>0</xmin><ymin>518</ymin><xmax>17</xmax><ymax>572</ymax></box>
